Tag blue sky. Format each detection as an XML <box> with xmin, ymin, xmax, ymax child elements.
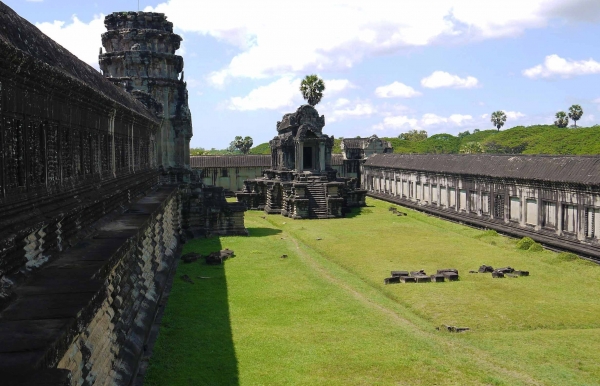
<box><xmin>5</xmin><ymin>0</ymin><xmax>600</xmax><ymax>149</ymax></box>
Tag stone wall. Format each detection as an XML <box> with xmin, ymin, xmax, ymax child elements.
<box><xmin>56</xmin><ymin>188</ymin><xmax>180</xmax><ymax>385</ymax></box>
<box><xmin>0</xmin><ymin>4</ymin><xmax>247</xmax><ymax>385</ymax></box>
<box><xmin>364</xmin><ymin>159</ymin><xmax>600</xmax><ymax>260</ymax></box>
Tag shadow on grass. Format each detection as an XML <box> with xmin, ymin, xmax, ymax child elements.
<box><xmin>246</xmin><ymin>227</ymin><xmax>282</xmax><ymax>237</ymax></box>
<box><xmin>345</xmin><ymin>206</ymin><xmax>375</xmax><ymax>218</ymax></box>
<box><xmin>145</xmin><ymin>236</ymin><xmax>240</xmax><ymax>386</ymax></box>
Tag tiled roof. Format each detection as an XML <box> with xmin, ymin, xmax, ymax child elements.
<box><xmin>190</xmin><ymin>155</ymin><xmax>271</xmax><ymax>168</ymax></box>
<box><xmin>342</xmin><ymin>138</ymin><xmax>367</xmax><ymax>148</ymax></box>
<box><xmin>342</xmin><ymin>137</ymin><xmax>393</xmax><ymax>149</ymax></box>
<box><xmin>331</xmin><ymin>154</ymin><xmax>344</xmax><ymax>165</ymax></box>
<box><xmin>365</xmin><ymin>154</ymin><xmax>600</xmax><ymax>185</ymax></box>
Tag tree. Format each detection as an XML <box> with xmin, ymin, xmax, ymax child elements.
<box><xmin>491</xmin><ymin>111</ymin><xmax>507</xmax><ymax>131</ymax></box>
<box><xmin>459</xmin><ymin>142</ymin><xmax>485</xmax><ymax>154</ymax></box>
<box><xmin>554</xmin><ymin>111</ymin><xmax>569</xmax><ymax>128</ymax></box>
<box><xmin>457</xmin><ymin>130</ymin><xmax>471</xmax><ymax>139</ymax></box>
<box><xmin>399</xmin><ymin>129</ymin><xmax>428</xmax><ymax>141</ymax></box>
<box><xmin>568</xmin><ymin>104</ymin><xmax>583</xmax><ymax>127</ymax></box>
<box><xmin>300</xmin><ymin>74</ymin><xmax>325</xmax><ymax>106</ymax></box>
<box><xmin>232</xmin><ymin>136</ymin><xmax>253</xmax><ymax>154</ymax></box>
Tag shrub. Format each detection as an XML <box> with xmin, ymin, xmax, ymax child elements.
<box><xmin>475</xmin><ymin>229</ymin><xmax>498</xmax><ymax>239</ymax></box>
<box><xmin>528</xmin><ymin>242</ymin><xmax>543</xmax><ymax>252</ymax></box>
<box><xmin>516</xmin><ymin>237</ymin><xmax>535</xmax><ymax>250</ymax></box>
<box><xmin>557</xmin><ymin>252</ymin><xmax>578</xmax><ymax>261</ymax></box>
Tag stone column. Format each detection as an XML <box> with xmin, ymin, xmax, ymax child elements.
<box><xmin>319</xmin><ymin>142</ymin><xmax>325</xmax><ymax>172</ymax></box>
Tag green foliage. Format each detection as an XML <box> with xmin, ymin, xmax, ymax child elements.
<box><xmin>399</xmin><ymin>129</ymin><xmax>428</xmax><ymax>141</ymax></box>
<box><xmin>190</xmin><ymin>147</ymin><xmax>205</xmax><ymax>156</ymax></box>
<box><xmin>557</xmin><ymin>252</ymin><xmax>579</xmax><ymax>262</ymax></box>
<box><xmin>554</xmin><ymin>111</ymin><xmax>569</xmax><ymax>128</ymax></box>
<box><xmin>300</xmin><ymin>74</ymin><xmax>325</xmax><ymax>106</ymax></box>
<box><xmin>475</xmin><ymin>229</ymin><xmax>499</xmax><ymax>239</ymax></box>
<box><xmin>457</xmin><ymin>130</ymin><xmax>471</xmax><ymax>139</ymax></box>
<box><xmin>232</xmin><ymin>136</ymin><xmax>253</xmax><ymax>154</ymax></box>
<box><xmin>568</xmin><ymin>104</ymin><xmax>583</xmax><ymax>127</ymax></box>
<box><xmin>249</xmin><ymin>142</ymin><xmax>271</xmax><ymax>155</ymax></box>
<box><xmin>517</xmin><ymin>237</ymin><xmax>535</xmax><ymax>250</ymax></box>
<box><xmin>459</xmin><ymin>141</ymin><xmax>485</xmax><ymax>154</ymax></box>
<box><xmin>332</xmin><ymin>138</ymin><xmax>342</xmax><ymax>154</ymax></box>
<box><xmin>491</xmin><ymin>110</ymin><xmax>507</xmax><ymax>131</ymax></box>
<box><xmin>247</xmin><ymin>124</ymin><xmax>600</xmax><ymax>158</ymax></box>
<box><xmin>528</xmin><ymin>242</ymin><xmax>544</xmax><ymax>252</ymax></box>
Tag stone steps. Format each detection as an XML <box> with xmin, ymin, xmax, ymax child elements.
<box><xmin>306</xmin><ymin>184</ymin><xmax>328</xmax><ymax>218</ymax></box>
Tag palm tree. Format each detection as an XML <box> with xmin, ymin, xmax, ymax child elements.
<box><xmin>554</xmin><ymin>111</ymin><xmax>569</xmax><ymax>128</ymax></box>
<box><xmin>491</xmin><ymin>111</ymin><xmax>507</xmax><ymax>131</ymax></box>
<box><xmin>568</xmin><ymin>105</ymin><xmax>583</xmax><ymax>127</ymax></box>
<box><xmin>300</xmin><ymin>75</ymin><xmax>325</xmax><ymax>106</ymax></box>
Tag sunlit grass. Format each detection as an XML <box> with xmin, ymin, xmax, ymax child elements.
<box><xmin>145</xmin><ymin>197</ymin><xmax>600</xmax><ymax>386</ymax></box>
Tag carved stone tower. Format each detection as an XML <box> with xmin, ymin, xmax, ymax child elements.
<box><xmin>99</xmin><ymin>12</ymin><xmax>192</xmax><ymax>170</ymax></box>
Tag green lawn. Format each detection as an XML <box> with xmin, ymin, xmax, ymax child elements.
<box><xmin>145</xmin><ymin>198</ymin><xmax>600</xmax><ymax>385</ymax></box>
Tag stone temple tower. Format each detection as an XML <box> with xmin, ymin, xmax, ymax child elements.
<box><xmin>99</xmin><ymin>12</ymin><xmax>192</xmax><ymax>171</ymax></box>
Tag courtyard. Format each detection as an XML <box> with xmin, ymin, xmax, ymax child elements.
<box><xmin>145</xmin><ymin>197</ymin><xmax>600</xmax><ymax>385</ymax></box>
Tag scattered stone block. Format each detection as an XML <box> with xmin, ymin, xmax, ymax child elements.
<box><xmin>280</xmin><ymin>254</ymin><xmax>288</xmax><ymax>258</ymax></box>
<box><xmin>506</xmin><ymin>273</ymin><xmax>519</xmax><ymax>278</ymax></box>
<box><xmin>400</xmin><ymin>276</ymin><xmax>416</xmax><ymax>283</ymax></box>
<box><xmin>384</xmin><ymin>277</ymin><xmax>401</xmax><ymax>285</ymax></box>
<box><xmin>492</xmin><ymin>270</ymin><xmax>505</xmax><ymax>278</ymax></box>
<box><xmin>469</xmin><ymin>270</ymin><xmax>478</xmax><ymax>274</ymax></box>
<box><xmin>441</xmin><ymin>325</ymin><xmax>470</xmax><ymax>333</ymax></box>
<box><xmin>431</xmin><ymin>274</ymin><xmax>445</xmax><ymax>282</ymax></box>
<box><xmin>415</xmin><ymin>275</ymin><xmax>431</xmax><ymax>283</ymax></box>
<box><xmin>496</xmin><ymin>266</ymin><xmax>514</xmax><ymax>274</ymax></box>
<box><xmin>478</xmin><ymin>265</ymin><xmax>494</xmax><ymax>273</ymax></box>
<box><xmin>391</xmin><ymin>270</ymin><xmax>409</xmax><ymax>277</ymax></box>
<box><xmin>437</xmin><ymin>268</ymin><xmax>459</xmax><ymax>275</ymax></box>
<box><xmin>410</xmin><ymin>270</ymin><xmax>427</xmax><ymax>276</ymax></box>
<box><xmin>514</xmin><ymin>270</ymin><xmax>529</xmax><ymax>276</ymax></box>
<box><xmin>442</xmin><ymin>272</ymin><xmax>459</xmax><ymax>281</ymax></box>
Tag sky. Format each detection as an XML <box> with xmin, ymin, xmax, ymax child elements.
<box><xmin>4</xmin><ymin>0</ymin><xmax>600</xmax><ymax>149</ymax></box>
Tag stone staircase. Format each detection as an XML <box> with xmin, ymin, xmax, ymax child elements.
<box><xmin>306</xmin><ymin>183</ymin><xmax>328</xmax><ymax>218</ymax></box>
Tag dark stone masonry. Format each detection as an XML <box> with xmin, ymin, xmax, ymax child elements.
<box><xmin>236</xmin><ymin>105</ymin><xmax>369</xmax><ymax>219</ymax></box>
<box><xmin>0</xmin><ymin>3</ymin><xmax>245</xmax><ymax>385</ymax></box>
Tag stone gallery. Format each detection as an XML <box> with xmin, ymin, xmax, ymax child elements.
<box><xmin>0</xmin><ymin>5</ymin><xmax>245</xmax><ymax>386</ymax></box>
<box><xmin>236</xmin><ymin>105</ymin><xmax>367</xmax><ymax>219</ymax></box>
<box><xmin>364</xmin><ymin>153</ymin><xmax>600</xmax><ymax>259</ymax></box>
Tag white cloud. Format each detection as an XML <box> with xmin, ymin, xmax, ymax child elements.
<box><xmin>373</xmin><ymin>116</ymin><xmax>419</xmax><ymax>131</ymax></box>
<box><xmin>523</xmin><ymin>54</ymin><xmax>600</xmax><ymax>79</ymax></box>
<box><xmin>228</xmin><ymin>76</ymin><xmax>301</xmax><ymax>111</ymax></box>
<box><xmin>421</xmin><ymin>71</ymin><xmax>479</xmax><ymax>89</ymax></box>
<box><xmin>228</xmin><ymin>77</ymin><xmax>353</xmax><ymax>111</ymax></box>
<box><xmin>481</xmin><ymin>113</ymin><xmax>489</xmax><ymax>119</ymax></box>
<box><xmin>331</xmin><ymin>102</ymin><xmax>376</xmax><ymax>122</ymax></box>
<box><xmin>145</xmin><ymin>0</ymin><xmax>591</xmax><ymax>83</ymax></box>
<box><xmin>374</xmin><ymin>81</ymin><xmax>421</xmax><ymax>98</ymax></box>
<box><xmin>374</xmin><ymin>112</ymin><xmax>472</xmax><ymax>132</ymax></box>
<box><xmin>36</xmin><ymin>15</ymin><xmax>106</xmax><ymax>68</ymax></box>
<box><xmin>504</xmin><ymin>111</ymin><xmax>526</xmax><ymax>119</ymax></box>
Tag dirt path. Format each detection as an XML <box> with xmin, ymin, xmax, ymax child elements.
<box><xmin>278</xmin><ymin>226</ymin><xmax>544</xmax><ymax>386</ymax></box>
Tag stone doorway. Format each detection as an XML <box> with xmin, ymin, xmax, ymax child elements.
<box><xmin>303</xmin><ymin>146</ymin><xmax>313</xmax><ymax>170</ymax></box>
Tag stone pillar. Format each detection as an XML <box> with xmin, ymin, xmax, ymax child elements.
<box><xmin>319</xmin><ymin>142</ymin><xmax>325</xmax><ymax>172</ymax></box>
<box><xmin>557</xmin><ymin>200</ymin><xmax>563</xmax><ymax>235</ymax></box>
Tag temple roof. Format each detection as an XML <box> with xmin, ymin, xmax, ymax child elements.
<box><xmin>0</xmin><ymin>2</ymin><xmax>157</xmax><ymax>122</ymax></box>
<box><xmin>365</xmin><ymin>154</ymin><xmax>600</xmax><ymax>185</ymax></box>
<box><xmin>342</xmin><ymin>137</ymin><xmax>392</xmax><ymax>149</ymax></box>
<box><xmin>190</xmin><ymin>154</ymin><xmax>345</xmax><ymax>168</ymax></box>
<box><xmin>191</xmin><ymin>155</ymin><xmax>271</xmax><ymax>168</ymax></box>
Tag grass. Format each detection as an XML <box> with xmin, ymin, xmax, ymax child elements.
<box><xmin>145</xmin><ymin>198</ymin><xmax>600</xmax><ymax>385</ymax></box>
